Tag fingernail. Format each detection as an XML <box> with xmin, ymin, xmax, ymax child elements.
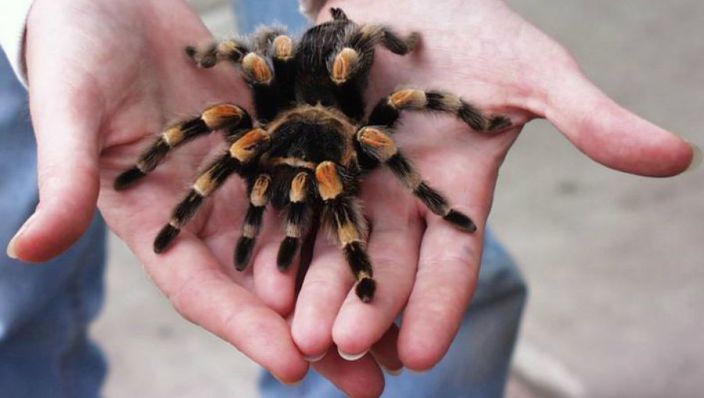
<box><xmin>381</xmin><ymin>365</ymin><xmax>404</xmax><ymax>376</ymax></box>
<box><xmin>6</xmin><ymin>212</ymin><xmax>38</xmax><ymax>260</ymax></box>
<box><xmin>6</xmin><ymin>236</ymin><xmax>18</xmax><ymax>259</ymax></box>
<box><xmin>273</xmin><ymin>375</ymin><xmax>302</xmax><ymax>387</ymax></box>
<box><xmin>686</xmin><ymin>142</ymin><xmax>702</xmax><ymax>172</ymax></box>
<box><xmin>304</xmin><ymin>352</ymin><xmax>327</xmax><ymax>362</ymax></box>
<box><xmin>338</xmin><ymin>347</ymin><xmax>368</xmax><ymax>361</ymax></box>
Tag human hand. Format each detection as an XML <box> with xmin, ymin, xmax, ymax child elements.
<box><xmin>288</xmin><ymin>0</ymin><xmax>697</xmax><ymax>378</ymax></box>
<box><xmin>5</xmin><ymin>0</ymin><xmax>396</xmax><ymax>391</ymax></box>
<box><xmin>7</xmin><ymin>0</ymin><xmax>410</xmax><ymax>393</ymax></box>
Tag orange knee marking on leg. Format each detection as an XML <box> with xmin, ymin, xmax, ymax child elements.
<box><xmin>331</xmin><ymin>48</ymin><xmax>359</xmax><ymax>84</ymax></box>
<box><xmin>273</xmin><ymin>35</ymin><xmax>294</xmax><ymax>60</ymax></box>
<box><xmin>285</xmin><ymin>223</ymin><xmax>302</xmax><ymax>238</ymax></box>
<box><xmin>162</xmin><ymin>126</ymin><xmax>185</xmax><ymax>147</ymax></box>
<box><xmin>250</xmin><ymin>175</ymin><xmax>271</xmax><ymax>207</ymax></box>
<box><xmin>389</xmin><ymin>89</ymin><xmax>427</xmax><ymax>109</ymax></box>
<box><xmin>216</xmin><ymin>40</ymin><xmax>244</xmax><ymax>60</ymax></box>
<box><xmin>358</xmin><ymin>127</ymin><xmax>397</xmax><ymax>161</ymax></box>
<box><xmin>242</xmin><ymin>223</ymin><xmax>257</xmax><ymax>238</ymax></box>
<box><xmin>315</xmin><ymin>162</ymin><xmax>343</xmax><ymax>200</ymax></box>
<box><xmin>194</xmin><ymin>173</ymin><xmax>216</xmax><ymax>196</ymax></box>
<box><xmin>439</xmin><ymin>93</ymin><xmax>462</xmax><ymax>111</ymax></box>
<box><xmin>290</xmin><ymin>172</ymin><xmax>309</xmax><ymax>203</ymax></box>
<box><xmin>202</xmin><ymin>104</ymin><xmax>245</xmax><ymax>129</ymax></box>
<box><xmin>242</xmin><ymin>53</ymin><xmax>273</xmax><ymax>84</ymax></box>
<box><xmin>337</xmin><ymin>221</ymin><xmax>360</xmax><ymax>245</ymax></box>
<box><xmin>230</xmin><ymin>128</ymin><xmax>269</xmax><ymax>162</ymax></box>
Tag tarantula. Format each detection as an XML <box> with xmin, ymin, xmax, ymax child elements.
<box><xmin>114</xmin><ymin>8</ymin><xmax>510</xmax><ymax>302</ymax></box>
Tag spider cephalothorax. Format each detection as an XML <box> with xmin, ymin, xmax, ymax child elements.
<box><xmin>114</xmin><ymin>8</ymin><xmax>510</xmax><ymax>302</ymax></box>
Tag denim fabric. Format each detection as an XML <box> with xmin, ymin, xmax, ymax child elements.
<box><xmin>234</xmin><ymin>2</ymin><xmax>529</xmax><ymax>397</ymax></box>
<box><xmin>0</xmin><ymin>52</ymin><xmax>108</xmax><ymax>398</ymax></box>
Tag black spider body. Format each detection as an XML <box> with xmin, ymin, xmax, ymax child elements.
<box><xmin>114</xmin><ymin>9</ymin><xmax>510</xmax><ymax>302</ymax></box>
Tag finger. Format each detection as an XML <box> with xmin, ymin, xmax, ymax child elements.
<box><xmin>312</xmin><ymin>347</ymin><xmax>385</xmax><ymax>398</ymax></box>
<box><xmin>544</xmin><ymin>70</ymin><xmax>696</xmax><ymax>176</ymax></box>
<box><xmin>291</xmin><ymin>234</ymin><xmax>351</xmax><ymax>360</ymax></box>
<box><xmin>370</xmin><ymin>324</ymin><xmax>403</xmax><ymax>375</ymax></box>
<box><xmin>332</xmin><ymin>190</ymin><xmax>422</xmax><ymax>359</ymax></box>
<box><xmin>251</xmin><ymin>208</ymin><xmax>300</xmax><ymax>316</ymax></box>
<box><xmin>131</xmin><ymin>228</ymin><xmax>309</xmax><ymax>383</ymax></box>
<box><xmin>398</xmin><ymin>217</ymin><xmax>482</xmax><ymax>371</ymax></box>
<box><xmin>7</xmin><ymin>53</ymin><xmax>102</xmax><ymax>262</ymax></box>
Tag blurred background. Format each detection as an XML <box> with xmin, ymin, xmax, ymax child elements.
<box><xmin>92</xmin><ymin>0</ymin><xmax>704</xmax><ymax>397</ymax></box>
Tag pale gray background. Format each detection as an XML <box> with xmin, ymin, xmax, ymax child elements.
<box><xmin>92</xmin><ymin>1</ymin><xmax>704</xmax><ymax>397</ymax></box>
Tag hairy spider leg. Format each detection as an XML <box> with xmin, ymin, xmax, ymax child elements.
<box><xmin>114</xmin><ymin>104</ymin><xmax>252</xmax><ymax>190</ymax></box>
<box><xmin>276</xmin><ymin>170</ymin><xmax>315</xmax><ymax>271</ymax></box>
<box><xmin>323</xmin><ymin>18</ymin><xmax>418</xmax><ymax>120</ymax></box>
<box><xmin>234</xmin><ymin>173</ymin><xmax>272</xmax><ymax>270</ymax></box>
<box><xmin>367</xmin><ymin>88</ymin><xmax>511</xmax><ymax>132</ymax></box>
<box><xmin>249</xmin><ymin>31</ymin><xmax>300</xmax><ymax>122</ymax></box>
<box><xmin>356</xmin><ymin>126</ymin><xmax>476</xmax><ymax>232</ymax></box>
<box><xmin>329</xmin><ymin>24</ymin><xmax>419</xmax><ymax>86</ymax></box>
<box><xmin>186</xmin><ymin>30</ymin><xmax>298</xmax><ymax>122</ymax></box>
<box><xmin>185</xmin><ymin>26</ymin><xmax>286</xmax><ymax>67</ymax></box>
<box><xmin>153</xmin><ymin>128</ymin><xmax>270</xmax><ymax>253</ymax></box>
<box><xmin>315</xmin><ymin>161</ymin><xmax>376</xmax><ymax>302</ymax></box>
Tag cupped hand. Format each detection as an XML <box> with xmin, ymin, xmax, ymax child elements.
<box><xmin>7</xmin><ymin>0</ymin><xmax>396</xmax><ymax>392</ymax></box>
<box><xmin>289</xmin><ymin>0</ymin><xmax>696</xmax><ymax>376</ymax></box>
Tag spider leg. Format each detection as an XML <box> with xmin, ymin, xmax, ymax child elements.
<box><xmin>356</xmin><ymin>127</ymin><xmax>477</xmax><ymax>232</ymax></box>
<box><xmin>186</xmin><ymin>26</ymin><xmax>290</xmax><ymax>68</ymax></box>
<box><xmin>253</xmin><ymin>32</ymin><xmax>299</xmax><ymax>121</ymax></box>
<box><xmin>153</xmin><ymin>127</ymin><xmax>270</xmax><ymax>253</ymax></box>
<box><xmin>186</xmin><ymin>37</ymin><xmax>275</xmax><ymax>85</ymax></box>
<box><xmin>315</xmin><ymin>161</ymin><xmax>376</xmax><ymax>302</ymax></box>
<box><xmin>234</xmin><ymin>174</ymin><xmax>272</xmax><ymax>270</ymax></box>
<box><xmin>186</xmin><ymin>38</ymin><xmax>249</xmax><ymax>68</ymax></box>
<box><xmin>328</xmin><ymin>25</ymin><xmax>418</xmax><ymax>85</ymax></box>
<box><xmin>367</xmin><ymin>88</ymin><xmax>511</xmax><ymax>133</ymax></box>
<box><xmin>186</xmin><ymin>29</ymin><xmax>297</xmax><ymax>121</ymax></box>
<box><xmin>114</xmin><ymin>104</ymin><xmax>252</xmax><ymax>190</ymax></box>
<box><xmin>276</xmin><ymin>170</ymin><xmax>314</xmax><ymax>271</ymax></box>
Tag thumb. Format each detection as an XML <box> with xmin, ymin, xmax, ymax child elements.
<box><xmin>543</xmin><ymin>70</ymin><xmax>698</xmax><ymax>177</ymax></box>
<box><xmin>6</xmin><ymin>66</ymin><xmax>102</xmax><ymax>262</ymax></box>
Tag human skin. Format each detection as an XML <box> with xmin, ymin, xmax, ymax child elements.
<box><xmin>290</xmin><ymin>0</ymin><xmax>696</xmax><ymax>377</ymax></box>
<box><xmin>6</xmin><ymin>0</ymin><xmax>696</xmax><ymax>395</ymax></box>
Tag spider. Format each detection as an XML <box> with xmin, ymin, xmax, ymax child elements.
<box><xmin>114</xmin><ymin>8</ymin><xmax>511</xmax><ymax>303</ymax></box>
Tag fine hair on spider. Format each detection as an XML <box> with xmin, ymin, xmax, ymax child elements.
<box><xmin>114</xmin><ymin>8</ymin><xmax>511</xmax><ymax>303</ymax></box>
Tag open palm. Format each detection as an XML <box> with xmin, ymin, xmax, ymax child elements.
<box><xmin>10</xmin><ymin>0</ymin><xmax>696</xmax><ymax>395</ymax></box>
<box><xmin>17</xmin><ymin>0</ymin><xmax>321</xmax><ymax>384</ymax></box>
<box><xmin>287</xmin><ymin>0</ymin><xmax>696</xmax><ymax>377</ymax></box>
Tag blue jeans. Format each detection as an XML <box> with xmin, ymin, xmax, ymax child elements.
<box><xmin>0</xmin><ymin>2</ymin><xmax>526</xmax><ymax>396</ymax></box>
<box><xmin>0</xmin><ymin>53</ymin><xmax>107</xmax><ymax>397</ymax></box>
